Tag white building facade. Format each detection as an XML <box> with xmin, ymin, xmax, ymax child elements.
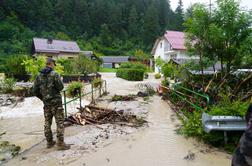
<box><xmin>152</xmin><ymin>31</ymin><xmax>198</xmax><ymax>73</ymax></box>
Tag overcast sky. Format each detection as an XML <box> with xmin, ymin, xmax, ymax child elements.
<box><xmin>170</xmin><ymin>0</ymin><xmax>252</xmax><ymax>11</ymax></box>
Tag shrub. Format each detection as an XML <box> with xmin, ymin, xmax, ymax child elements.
<box><xmin>161</xmin><ymin>79</ymin><xmax>169</xmax><ymax>87</ymax></box>
<box><xmin>22</xmin><ymin>56</ymin><xmax>64</xmax><ymax>81</ymax></box>
<box><xmin>161</xmin><ymin>63</ymin><xmax>174</xmax><ymax>79</ymax></box>
<box><xmin>116</xmin><ymin>69</ymin><xmax>144</xmax><ymax>81</ymax></box>
<box><xmin>155</xmin><ymin>73</ymin><xmax>161</xmax><ymax>79</ymax></box>
<box><xmin>0</xmin><ymin>78</ymin><xmax>16</xmax><ymax>93</ymax></box>
<box><xmin>144</xmin><ymin>73</ymin><xmax>148</xmax><ymax>79</ymax></box>
<box><xmin>181</xmin><ymin>111</ymin><xmax>241</xmax><ymax>152</ymax></box>
<box><xmin>120</xmin><ymin>62</ymin><xmax>147</xmax><ymax>71</ymax></box>
<box><xmin>92</xmin><ymin>78</ymin><xmax>103</xmax><ymax>88</ymax></box>
<box><xmin>66</xmin><ymin>81</ymin><xmax>83</xmax><ymax>98</ymax></box>
<box><xmin>208</xmin><ymin>95</ymin><xmax>249</xmax><ymax>117</ymax></box>
<box><xmin>57</xmin><ymin>58</ymin><xmax>74</xmax><ymax>74</ymax></box>
<box><xmin>71</xmin><ymin>55</ymin><xmax>99</xmax><ymax>75</ymax></box>
<box><xmin>5</xmin><ymin>55</ymin><xmax>30</xmax><ymax>77</ymax></box>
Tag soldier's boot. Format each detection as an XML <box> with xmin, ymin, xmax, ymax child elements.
<box><xmin>57</xmin><ymin>142</ymin><xmax>70</xmax><ymax>150</ymax></box>
<box><xmin>46</xmin><ymin>140</ymin><xmax>56</xmax><ymax>148</ymax></box>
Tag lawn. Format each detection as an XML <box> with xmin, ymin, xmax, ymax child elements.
<box><xmin>99</xmin><ymin>68</ymin><xmax>117</xmax><ymax>73</ymax></box>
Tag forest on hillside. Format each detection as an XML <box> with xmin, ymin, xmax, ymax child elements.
<box><xmin>0</xmin><ymin>0</ymin><xmax>185</xmax><ymax>56</ymax></box>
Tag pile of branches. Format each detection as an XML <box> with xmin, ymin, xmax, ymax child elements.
<box><xmin>65</xmin><ymin>105</ymin><xmax>146</xmax><ymax>127</ymax></box>
<box><xmin>111</xmin><ymin>95</ymin><xmax>137</xmax><ymax>101</ymax></box>
<box><xmin>185</xmin><ymin>72</ymin><xmax>252</xmax><ymax>104</ymax></box>
<box><xmin>164</xmin><ymin>72</ymin><xmax>252</xmax><ymax>117</ymax></box>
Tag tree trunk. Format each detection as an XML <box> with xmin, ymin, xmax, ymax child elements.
<box><xmin>199</xmin><ymin>52</ymin><xmax>204</xmax><ymax>85</ymax></box>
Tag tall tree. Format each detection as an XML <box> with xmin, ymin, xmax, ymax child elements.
<box><xmin>143</xmin><ymin>4</ymin><xmax>160</xmax><ymax>48</ymax></box>
<box><xmin>214</xmin><ymin>0</ymin><xmax>252</xmax><ymax>72</ymax></box>
<box><xmin>175</xmin><ymin>0</ymin><xmax>184</xmax><ymax>31</ymax></box>
<box><xmin>99</xmin><ymin>24</ymin><xmax>112</xmax><ymax>47</ymax></box>
<box><xmin>128</xmin><ymin>6</ymin><xmax>139</xmax><ymax>38</ymax></box>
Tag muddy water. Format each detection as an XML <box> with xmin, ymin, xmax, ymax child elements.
<box><xmin>68</xmin><ymin>96</ymin><xmax>231</xmax><ymax>166</ymax></box>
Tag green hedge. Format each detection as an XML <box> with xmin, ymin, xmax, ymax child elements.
<box><xmin>116</xmin><ymin>69</ymin><xmax>144</xmax><ymax>81</ymax></box>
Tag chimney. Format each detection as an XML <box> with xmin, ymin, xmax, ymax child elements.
<box><xmin>47</xmin><ymin>37</ymin><xmax>53</xmax><ymax>44</ymax></box>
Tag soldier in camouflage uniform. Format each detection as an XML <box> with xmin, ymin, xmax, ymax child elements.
<box><xmin>232</xmin><ymin>103</ymin><xmax>252</xmax><ymax>166</ymax></box>
<box><xmin>33</xmin><ymin>58</ymin><xmax>70</xmax><ymax>150</ymax></box>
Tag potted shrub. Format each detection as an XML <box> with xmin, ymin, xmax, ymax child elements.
<box><xmin>66</xmin><ymin>81</ymin><xmax>83</xmax><ymax>98</ymax></box>
<box><xmin>0</xmin><ymin>78</ymin><xmax>16</xmax><ymax>94</ymax></box>
<box><xmin>144</xmin><ymin>73</ymin><xmax>149</xmax><ymax>79</ymax></box>
<box><xmin>155</xmin><ymin>73</ymin><xmax>161</xmax><ymax>79</ymax></box>
<box><xmin>92</xmin><ymin>78</ymin><xmax>103</xmax><ymax>88</ymax></box>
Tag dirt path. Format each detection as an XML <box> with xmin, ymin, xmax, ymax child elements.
<box><xmin>2</xmin><ymin>73</ymin><xmax>231</xmax><ymax>165</ymax></box>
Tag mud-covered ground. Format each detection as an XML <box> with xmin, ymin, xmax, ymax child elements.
<box><xmin>0</xmin><ymin>73</ymin><xmax>231</xmax><ymax>166</ymax></box>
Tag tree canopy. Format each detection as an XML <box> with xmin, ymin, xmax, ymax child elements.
<box><xmin>0</xmin><ymin>0</ymin><xmax>186</xmax><ymax>56</ymax></box>
<box><xmin>184</xmin><ymin>0</ymin><xmax>252</xmax><ymax>75</ymax></box>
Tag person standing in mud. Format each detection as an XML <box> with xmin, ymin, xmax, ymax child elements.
<box><xmin>232</xmin><ymin>100</ymin><xmax>252</xmax><ymax>166</ymax></box>
<box><xmin>32</xmin><ymin>58</ymin><xmax>70</xmax><ymax>150</ymax></box>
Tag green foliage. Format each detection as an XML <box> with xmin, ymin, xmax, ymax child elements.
<box><xmin>55</xmin><ymin>32</ymin><xmax>71</xmax><ymax>41</ymax></box>
<box><xmin>181</xmin><ymin>111</ymin><xmax>204</xmax><ymax>137</ymax></box>
<box><xmin>120</xmin><ymin>62</ymin><xmax>147</xmax><ymax>72</ymax></box>
<box><xmin>22</xmin><ymin>56</ymin><xmax>64</xmax><ymax>81</ymax></box>
<box><xmin>0</xmin><ymin>0</ymin><xmax>182</xmax><ymax>56</ymax></box>
<box><xmin>92</xmin><ymin>78</ymin><xmax>103</xmax><ymax>88</ymax></box>
<box><xmin>5</xmin><ymin>55</ymin><xmax>30</xmax><ymax>77</ymax></box>
<box><xmin>22</xmin><ymin>56</ymin><xmax>46</xmax><ymax>81</ymax></box>
<box><xmin>161</xmin><ymin>63</ymin><xmax>174</xmax><ymax>79</ymax></box>
<box><xmin>161</xmin><ymin>62</ymin><xmax>182</xmax><ymax>79</ymax></box>
<box><xmin>185</xmin><ymin>0</ymin><xmax>252</xmax><ymax>74</ymax></box>
<box><xmin>209</xmin><ymin>95</ymin><xmax>249</xmax><ymax>117</ymax></box>
<box><xmin>0</xmin><ymin>78</ymin><xmax>16</xmax><ymax>93</ymax></box>
<box><xmin>56</xmin><ymin>56</ymin><xmax>100</xmax><ymax>75</ymax></box>
<box><xmin>134</xmin><ymin>49</ymin><xmax>150</xmax><ymax>61</ymax></box>
<box><xmin>143</xmin><ymin>4</ymin><xmax>160</xmax><ymax>49</ymax></box>
<box><xmin>56</xmin><ymin>58</ymin><xmax>73</xmax><ymax>74</ymax></box>
<box><xmin>66</xmin><ymin>81</ymin><xmax>83</xmax><ymax>98</ymax></box>
<box><xmin>181</xmin><ymin>111</ymin><xmax>240</xmax><ymax>152</ymax></box>
<box><xmin>99</xmin><ymin>68</ymin><xmax>117</xmax><ymax>73</ymax></box>
<box><xmin>161</xmin><ymin>79</ymin><xmax>169</xmax><ymax>87</ymax></box>
<box><xmin>71</xmin><ymin>55</ymin><xmax>99</xmax><ymax>75</ymax></box>
<box><xmin>0</xmin><ymin>14</ymin><xmax>35</xmax><ymax>55</ymax></box>
<box><xmin>174</xmin><ymin>0</ymin><xmax>184</xmax><ymax>31</ymax></box>
<box><xmin>116</xmin><ymin>69</ymin><xmax>144</xmax><ymax>81</ymax></box>
<box><xmin>155</xmin><ymin>56</ymin><xmax>165</xmax><ymax>68</ymax></box>
<box><xmin>155</xmin><ymin>73</ymin><xmax>161</xmax><ymax>79</ymax></box>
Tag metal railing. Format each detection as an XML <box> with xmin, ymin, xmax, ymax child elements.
<box><xmin>62</xmin><ymin>80</ymin><xmax>107</xmax><ymax>117</ymax></box>
<box><xmin>162</xmin><ymin>84</ymin><xmax>209</xmax><ymax>111</ymax></box>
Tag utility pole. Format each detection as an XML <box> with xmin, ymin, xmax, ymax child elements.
<box><xmin>209</xmin><ymin>0</ymin><xmax>212</xmax><ymax>16</ymax></box>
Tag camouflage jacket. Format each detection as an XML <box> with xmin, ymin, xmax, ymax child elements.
<box><xmin>33</xmin><ymin>67</ymin><xmax>64</xmax><ymax>104</ymax></box>
<box><xmin>239</xmin><ymin>104</ymin><xmax>252</xmax><ymax>156</ymax></box>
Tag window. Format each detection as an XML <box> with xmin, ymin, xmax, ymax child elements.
<box><xmin>160</xmin><ymin>42</ymin><xmax>162</xmax><ymax>48</ymax></box>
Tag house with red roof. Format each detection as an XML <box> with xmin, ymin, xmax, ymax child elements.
<box><xmin>151</xmin><ymin>30</ymin><xmax>198</xmax><ymax>73</ymax></box>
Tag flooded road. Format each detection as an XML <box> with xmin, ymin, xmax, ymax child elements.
<box><xmin>2</xmin><ymin>73</ymin><xmax>231</xmax><ymax>165</ymax></box>
<box><xmin>68</xmin><ymin>96</ymin><xmax>231</xmax><ymax>166</ymax></box>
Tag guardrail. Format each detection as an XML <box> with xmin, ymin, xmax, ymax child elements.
<box><xmin>62</xmin><ymin>80</ymin><xmax>107</xmax><ymax>117</ymax></box>
<box><xmin>202</xmin><ymin>113</ymin><xmax>246</xmax><ymax>144</ymax></box>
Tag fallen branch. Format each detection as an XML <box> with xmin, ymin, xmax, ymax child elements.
<box><xmin>65</xmin><ymin>105</ymin><xmax>146</xmax><ymax>128</ymax></box>
<box><xmin>0</xmin><ymin>131</ymin><xmax>6</xmax><ymax>137</ymax></box>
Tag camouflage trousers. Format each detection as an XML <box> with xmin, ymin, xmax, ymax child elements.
<box><xmin>43</xmin><ymin>102</ymin><xmax>65</xmax><ymax>144</ymax></box>
<box><xmin>232</xmin><ymin>134</ymin><xmax>252</xmax><ymax>166</ymax></box>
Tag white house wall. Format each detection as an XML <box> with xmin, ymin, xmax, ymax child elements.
<box><xmin>153</xmin><ymin>39</ymin><xmax>199</xmax><ymax>73</ymax></box>
<box><xmin>154</xmin><ymin>39</ymin><xmax>166</xmax><ymax>73</ymax></box>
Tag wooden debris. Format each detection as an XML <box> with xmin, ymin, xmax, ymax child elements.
<box><xmin>111</xmin><ymin>95</ymin><xmax>136</xmax><ymax>101</ymax></box>
<box><xmin>65</xmin><ymin>105</ymin><xmax>146</xmax><ymax>127</ymax></box>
